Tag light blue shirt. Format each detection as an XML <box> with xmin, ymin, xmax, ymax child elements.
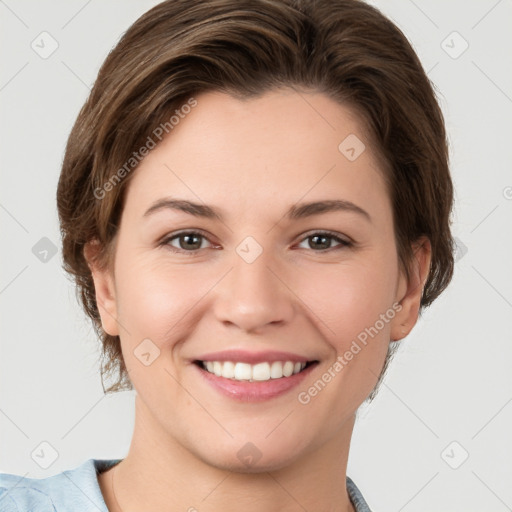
<box><xmin>0</xmin><ymin>459</ymin><xmax>372</xmax><ymax>511</ymax></box>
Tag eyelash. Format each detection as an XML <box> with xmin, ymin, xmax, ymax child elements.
<box><xmin>159</xmin><ymin>230</ymin><xmax>353</xmax><ymax>255</ymax></box>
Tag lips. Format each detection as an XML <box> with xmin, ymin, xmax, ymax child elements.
<box><xmin>192</xmin><ymin>350</ymin><xmax>319</xmax><ymax>401</ymax></box>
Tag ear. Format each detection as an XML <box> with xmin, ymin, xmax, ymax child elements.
<box><xmin>390</xmin><ymin>237</ymin><xmax>432</xmax><ymax>342</ymax></box>
<box><xmin>84</xmin><ymin>240</ymin><xmax>120</xmax><ymax>337</ymax></box>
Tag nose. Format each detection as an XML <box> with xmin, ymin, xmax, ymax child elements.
<box><xmin>212</xmin><ymin>246</ymin><xmax>295</xmax><ymax>334</ymax></box>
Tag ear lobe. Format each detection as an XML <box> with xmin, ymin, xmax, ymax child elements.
<box><xmin>84</xmin><ymin>240</ymin><xmax>120</xmax><ymax>337</ymax></box>
<box><xmin>390</xmin><ymin>237</ymin><xmax>432</xmax><ymax>342</ymax></box>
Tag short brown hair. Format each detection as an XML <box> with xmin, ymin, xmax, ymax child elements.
<box><xmin>57</xmin><ymin>0</ymin><xmax>454</xmax><ymax>397</ymax></box>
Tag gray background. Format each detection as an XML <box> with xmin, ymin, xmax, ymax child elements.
<box><xmin>1</xmin><ymin>1</ymin><xmax>511</xmax><ymax>511</ymax></box>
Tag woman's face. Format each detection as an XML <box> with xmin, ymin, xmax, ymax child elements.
<box><xmin>91</xmin><ymin>88</ymin><xmax>424</xmax><ymax>471</ymax></box>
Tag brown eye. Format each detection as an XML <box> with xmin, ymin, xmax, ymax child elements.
<box><xmin>298</xmin><ymin>232</ymin><xmax>351</xmax><ymax>251</ymax></box>
<box><xmin>162</xmin><ymin>231</ymin><xmax>212</xmax><ymax>253</ymax></box>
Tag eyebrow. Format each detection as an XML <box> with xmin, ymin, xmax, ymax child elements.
<box><xmin>143</xmin><ymin>198</ymin><xmax>371</xmax><ymax>223</ymax></box>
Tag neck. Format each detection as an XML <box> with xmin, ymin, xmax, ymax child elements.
<box><xmin>100</xmin><ymin>396</ymin><xmax>357</xmax><ymax>512</ymax></box>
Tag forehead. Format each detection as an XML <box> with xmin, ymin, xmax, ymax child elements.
<box><xmin>122</xmin><ymin>88</ymin><xmax>390</xmax><ymax>222</ymax></box>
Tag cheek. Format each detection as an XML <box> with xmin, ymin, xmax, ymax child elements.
<box><xmin>300</xmin><ymin>257</ymin><xmax>398</xmax><ymax>404</ymax></box>
<box><xmin>112</xmin><ymin>255</ymin><xmax>211</xmax><ymax>401</ymax></box>
<box><xmin>116</xmin><ymin>258</ymin><xmax>199</xmax><ymax>338</ymax></box>
<box><xmin>302</xmin><ymin>258</ymin><xmax>398</xmax><ymax>343</ymax></box>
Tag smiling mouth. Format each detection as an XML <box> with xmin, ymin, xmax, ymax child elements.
<box><xmin>194</xmin><ymin>360</ymin><xmax>318</xmax><ymax>382</ymax></box>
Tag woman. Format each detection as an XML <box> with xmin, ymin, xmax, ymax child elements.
<box><xmin>0</xmin><ymin>0</ymin><xmax>453</xmax><ymax>510</ymax></box>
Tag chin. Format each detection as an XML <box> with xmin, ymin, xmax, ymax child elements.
<box><xmin>209</xmin><ymin>452</ymin><xmax>300</xmax><ymax>474</ymax></box>
<box><xmin>196</xmin><ymin>438</ymin><xmax>307</xmax><ymax>474</ymax></box>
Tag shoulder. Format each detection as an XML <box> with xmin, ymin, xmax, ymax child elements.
<box><xmin>0</xmin><ymin>458</ymin><xmax>121</xmax><ymax>512</ymax></box>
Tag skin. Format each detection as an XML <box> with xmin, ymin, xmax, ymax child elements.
<box><xmin>88</xmin><ymin>88</ymin><xmax>431</xmax><ymax>512</ymax></box>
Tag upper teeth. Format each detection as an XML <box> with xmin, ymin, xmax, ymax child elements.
<box><xmin>203</xmin><ymin>361</ymin><xmax>307</xmax><ymax>381</ymax></box>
